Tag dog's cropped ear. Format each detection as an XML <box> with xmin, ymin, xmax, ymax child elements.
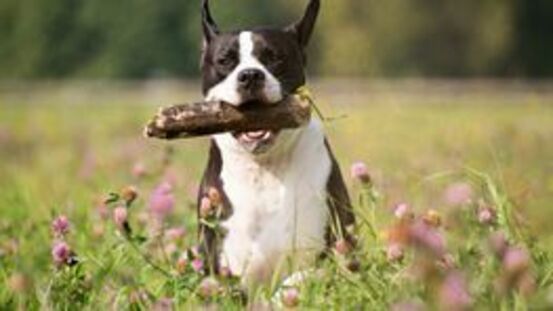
<box><xmin>201</xmin><ymin>0</ymin><xmax>219</xmax><ymax>43</ymax></box>
<box><xmin>286</xmin><ymin>0</ymin><xmax>320</xmax><ymax>48</ymax></box>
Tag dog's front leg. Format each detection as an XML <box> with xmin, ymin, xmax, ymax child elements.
<box><xmin>197</xmin><ymin>140</ymin><xmax>232</xmax><ymax>274</ymax></box>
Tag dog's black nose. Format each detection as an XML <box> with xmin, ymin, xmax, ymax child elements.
<box><xmin>237</xmin><ymin>68</ymin><xmax>265</xmax><ymax>88</ymax></box>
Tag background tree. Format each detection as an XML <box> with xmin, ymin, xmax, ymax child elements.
<box><xmin>0</xmin><ymin>0</ymin><xmax>551</xmax><ymax>79</ymax></box>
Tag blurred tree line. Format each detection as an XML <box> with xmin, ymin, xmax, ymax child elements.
<box><xmin>0</xmin><ymin>0</ymin><xmax>551</xmax><ymax>79</ymax></box>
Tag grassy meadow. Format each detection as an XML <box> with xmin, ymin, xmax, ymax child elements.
<box><xmin>1</xmin><ymin>80</ymin><xmax>552</xmax><ymax>309</ymax></box>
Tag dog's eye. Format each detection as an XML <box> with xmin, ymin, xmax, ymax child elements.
<box><xmin>216</xmin><ymin>52</ymin><xmax>237</xmax><ymax>68</ymax></box>
<box><xmin>217</xmin><ymin>57</ymin><xmax>232</xmax><ymax>66</ymax></box>
<box><xmin>261</xmin><ymin>49</ymin><xmax>282</xmax><ymax>65</ymax></box>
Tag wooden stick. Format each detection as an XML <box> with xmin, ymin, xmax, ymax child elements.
<box><xmin>144</xmin><ymin>95</ymin><xmax>311</xmax><ymax>140</ymax></box>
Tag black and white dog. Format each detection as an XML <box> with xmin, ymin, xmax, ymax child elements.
<box><xmin>197</xmin><ymin>0</ymin><xmax>354</xmax><ymax>285</ymax></box>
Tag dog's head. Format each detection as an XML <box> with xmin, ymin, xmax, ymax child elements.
<box><xmin>200</xmin><ymin>0</ymin><xmax>320</xmax><ymax>154</ymax></box>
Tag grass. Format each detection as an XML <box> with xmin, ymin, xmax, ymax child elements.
<box><xmin>1</xmin><ymin>80</ymin><xmax>552</xmax><ymax>309</ymax></box>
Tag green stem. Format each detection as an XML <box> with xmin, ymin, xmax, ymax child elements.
<box><xmin>124</xmin><ymin>234</ymin><xmax>172</xmax><ymax>279</ymax></box>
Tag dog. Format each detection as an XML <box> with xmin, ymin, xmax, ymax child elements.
<box><xmin>197</xmin><ymin>0</ymin><xmax>355</xmax><ymax>286</ymax></box>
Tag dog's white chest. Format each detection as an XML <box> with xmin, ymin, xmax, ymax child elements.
<box><xmin>215</xmin><ymin>120</ymin><xmax>331</xmax><ymax>282</ymax></box>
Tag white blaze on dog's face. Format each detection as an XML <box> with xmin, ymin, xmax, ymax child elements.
<box><xmin>205</xmin><ymin>32</ymin><xmax>284</xmax><ymax>106</ymax></box>
<box><xmin>200</xmin><ymin>0</ymin><xmax>320</xmax><ymax>154</ymax></box>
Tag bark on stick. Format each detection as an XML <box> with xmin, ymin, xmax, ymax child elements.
<box><xmin>144</xmin><ymin>95</ymin><xmax>311</xmax><ymax>140</ymax></box>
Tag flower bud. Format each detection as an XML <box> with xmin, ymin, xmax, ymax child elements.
<box><xmin>503</xmin><ymin>247</ymin><xmax>530</xmax><ymax>275</ymax></box>
<box><xmin>200</xmin><ymin>197</ymin><xmax>213</xmax><ymax>219</ymax></box>
<box><xmin>51</xmin><ymin>215</ymin><xmax>70</xmax><ymax>237</ymax></box>
<box><xmin>207</xmin><ymin>187</ymin><xmax>222</xmax><ymax>206</ymax></box>
<box><xmin>444</xmin><ymin>182</ymin><xmax>473</xmax><ymax>206</ymax></box>
<box><xmin>219</xmin><ymin>266</ymin><xmax>232</xmax><ymax>279</ymax></box>
<box><xmin>350</xmin><ymin>162</ymin><xmax>371</xmax><ymax>184</ymax></box>
<box><xmin>113</xmin><ymin>206</ymin><xmax>130</xmax><ymax>234</ymax></box>
<box><xmin>52</xmin><ymin>241</ymin><xmax>71</xmax><ymax>266</ymax></box>
<box><xmin>120</xmin><ymin>186</ymin><xmax>138</xmax><ymax>205</ymax></box>
<box><xmin>176</xmin><ymin>255</ymin><xmax>188</xmax><ymax>274</ymax></box>
<box><xmin>95</xmin><ymin>197</ymin><xmax>110</xmax><ymax>220</ymax></box>
<box><xmin>132</xmin><ymin>162</ymin><xmax>147</xmax><ymax>179</ymax></box>
<box><xmin>387</xmin><ymin>243</ymin><xmax>404</xmax><ymax>262</ymax></box>
<box><xmin>334</xmin><ymin>239</ymin><xmax>352</xmax><ymax>256</ymax></box>
<box><xmin>408</xmin><ymin>222</ymin><xmax>447</xmax><ymax>257</ymax></box>
<box><xmin>477</xmin><ymin>204</ymin><xmax>496</xmax><ymax>225</ymax></box>
<box><xmin>393</xmin><ymin>203</ymin><xmax>413</xmax><ymax>220</ymax></box>
<box><xmin>422</xmin><ymin>209</ymin><xmax>442</xmax><ymax>228</ymax></box>
<box><xmin>191</xmin><ymin>258</ymin><xmax>204</xmax><ymax>273</ymax></box>
<box><xmin>281</xmin><ymin>287</ymin><xmax>300</xmax><ymax>308</ymax></box>
<box><xmin>149</xmin><ymin>182</ymin><xmax>175</xmax><ymax>219</ymax></box>
<box><xmin>438</xmin><ymin>271</ymin><xmax>472</xmax><ymax>310</ymax></box>
<box><xmin>166</xmin><ymin>227</ymin><xmax>186</xmax><ymax>242</ymax></box>
<box><xmin>198</xmin><ymin>277</ymin><xmax>220</xmax><ymax>298</ymax></box>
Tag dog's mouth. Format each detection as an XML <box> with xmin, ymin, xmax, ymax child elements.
<box><xmin>232</xmin><ymin>130</ymin><xmax>280</xmax><ymax>154</ymax></box>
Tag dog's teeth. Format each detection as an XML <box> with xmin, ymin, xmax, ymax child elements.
<box><xmin>246</xmin><ymin>131</ymin><xmax>266</xmax><ymax>139</ymax></box>
<box><xmin>240</xmin><ymin>133</ymin><xmax>256</xmax><ymax>142</ymax></box>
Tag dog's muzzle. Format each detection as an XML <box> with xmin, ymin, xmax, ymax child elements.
<box><xmin>237</xmin><ymin>68</ymin><xmax>269</xmax><ymax>103</ymax></box>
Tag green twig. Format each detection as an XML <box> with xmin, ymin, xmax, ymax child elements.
<box><xmin>123</xmin><ymin>234</ymin><xmax>172</xmax><ymax>279</ymax></box>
